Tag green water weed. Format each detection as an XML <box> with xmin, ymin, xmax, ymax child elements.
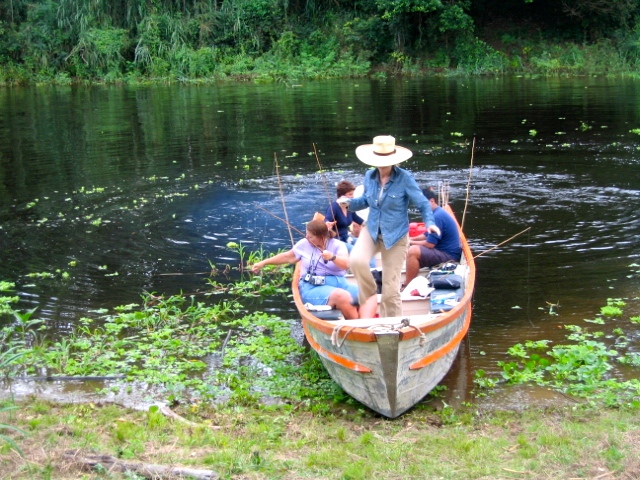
<box><xmin>0</xmin><ymin>293</ymin><xmax>19</xmax><ymax>315</ymax></box>
<box><xmin>601</xmin><ymin>305</ymin><xmax>623</xmax><ymax>316</ymax></box>
<box><xmin>473</xmin><ymin>369</ymin><xmax>499</xmax><ymax>389</ymax></box>
<box><xmin>8</xmin><ymin>309</ymin><xmax>42</xmax><ymax>346</ymax></box>
<box><xmin>580</xmin><ymin>121</ymin><xmax>592</xmax><ymax>131</ymax></box>
<box><xmin>601</xmin><ymin>298</ymin><xmax>625</xmax><ymax>316</ymax></box>
<box><xmin>25</xmin><ymin>272</ymin><xmax>55</xmax><ymax>279</ymax></box>
<box><xmin>498</xmin><ymin>292</ymin><xmax>640</xmax><ymax>405</ymax></box>
<box><xmin>0</xmin><ymin>260</ymin><xmax>325</xmax><ymax>408</ymax></box>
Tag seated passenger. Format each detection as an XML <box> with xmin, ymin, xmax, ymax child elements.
<box><xmin>251</xmin><ymin>220</ymin><xmax>361</xmax><ymax>319</ymax></box>
<box><xmin>404</xmin><ymin>188</ymin><xmax>462</xmax><ymax>287</ymax></box>
<box><xmin>324</xmin><ymin>180</ymin><xmax>364</xmax><ymax>246</ymax></box>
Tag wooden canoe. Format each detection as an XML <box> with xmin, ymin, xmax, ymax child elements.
<box><xmin>292</xmin><ymin>205</ymin><xmax>475</xmax><ymax>418</ymax></box>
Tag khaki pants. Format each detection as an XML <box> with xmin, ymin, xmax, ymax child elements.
<box><xmin>350</xmin><ymin>225</ymin><xmax>408</xmax><ymax>317</ymax></box>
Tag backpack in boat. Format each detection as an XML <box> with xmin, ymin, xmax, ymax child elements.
<box><xmin>428</xmin><ymin>268</ymin><xmax>464</xmax><ymax>312</ymax></box>
<box><xmin>429</xmin><ymin>273</ymin><xmax>462</xmax><ymax>289</ymax></box>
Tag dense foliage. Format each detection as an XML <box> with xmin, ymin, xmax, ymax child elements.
<box><xmin>1</xmin><ymin>0</ymin><xmax>640</xmax><ymax>83</ymax></box>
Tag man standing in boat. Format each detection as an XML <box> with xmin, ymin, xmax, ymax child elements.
<box><xmin>403</xmin><ymin>188</ymin><xmax>462</xmax><ymax>288</ymax></box>
<box><xmin>340</xmin><ymin>135</ymin><xmax>440</xmax><ymax>318</ymax></box>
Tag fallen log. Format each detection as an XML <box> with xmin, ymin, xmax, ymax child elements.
<box><xmin>157</xmin><ymin>404</ymin><xmax>223</xmax><ymax>430</ymax></box>
<box><xmin>65</xmin><ymin>449</ymin><xmax>218</xmax><ymax>479</ymax></box>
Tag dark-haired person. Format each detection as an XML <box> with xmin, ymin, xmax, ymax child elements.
<box><xmin>403</xmin><ymin>188</ymin><xmax>462</xmax><ymax>287</ymax></box>
<box><xmin>324</xmin><ymin>180</ymin><xmax>364</xmax><ymax>244</ymax></box>
<box><xmin>341</xmin><ymin>135</ymin><xmax>440</xmax><ymax>318</ymax></box>
<box><xmin>251</xmin><ymin>220</ymin><xmax>361</xmax><ymax>319</ymax></box>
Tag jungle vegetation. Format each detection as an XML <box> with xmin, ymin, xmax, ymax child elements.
<box><xmin>1</xmin><ymin>0</ymin><xmax>640</xmax><ymax>83</ymax></box>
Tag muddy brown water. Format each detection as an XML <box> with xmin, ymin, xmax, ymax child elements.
<box><xmin>1</xmin><ymin>77</ymin><xmax>639</xmax><ymax>411</ymax></box>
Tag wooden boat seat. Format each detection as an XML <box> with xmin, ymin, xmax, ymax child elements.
<box><xmin>304</xmin><ymin>304</ymin><xmax>344</xmax><ymax>321</ymax></box>
<box><xmin>310</xmin><ymin>309</ymin><xmax>344</xmax><ymax>321</ymax></box>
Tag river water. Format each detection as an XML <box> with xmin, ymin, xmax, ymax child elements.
<box><xmin>1</xmin><ymin>77</ymin><xmax>639</xmax><ymax>409</ymax></box>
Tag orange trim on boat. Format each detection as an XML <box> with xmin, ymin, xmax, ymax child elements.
<box><xmin>409</xmin><ymin>308</ymin><xmax>473</xmax><ymax>370</ymax></box>
<box><xmin>301</xmin><ymin>320</ymin><xmax>372</xmax><ymax>373</ymax></box>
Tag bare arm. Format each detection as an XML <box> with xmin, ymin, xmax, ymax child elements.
<box><xmin>251</xmin><ymin>250</ymin><xmax>298</xmax><ymax>273</ymax></box>
<box><xmin>320</xmin><ymin>249</ymin><xmax>349</xmax><ymax>270</ymax></box>
<box><xmin>410</xmin><ymin>238</ymin><xmax>436</xmax><ymax>248</ymax></box>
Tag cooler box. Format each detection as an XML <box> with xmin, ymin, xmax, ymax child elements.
<box><xmin>409</xmin><ymin>222</ymin><xmax>426</xmax><ymax>237</ymax></box>
<box><xmin>430</xmin><ymin>287</ymin><xmax>464</xmax><ymax>313</ymax></box>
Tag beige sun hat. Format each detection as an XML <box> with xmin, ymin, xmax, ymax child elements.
<box><xmin>355</xmin><ymin>135</ymin><xmax>413</xmax><ymax>167</ymax></box>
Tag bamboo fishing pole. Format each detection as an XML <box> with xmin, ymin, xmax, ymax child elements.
<box><xmin>312</xmin><ymin>142</ymin><xmax>334</xmax><ymax>209</ymax></box>
<box><xmin>159</xmin><ymin>272</ymin><xmax>211</xmax><ymax>276</ymax></box>
<box><xmin>274</xmin><ymin>152</ymin><xmax>296</xmax><ymax>248</ymax></box>
<box><xmin>460</xmin><ymin>137</ymin><xmax>475</xmax><ymax>231</ymax></box>
<box><xmin>473</xmin><ymin>226</ymin><xmax>532</xmax><ymax>259</ymax></box>
<box><xmin>254</xmin><ymin>203</ymin><xmax>305</xmax><ymax>237</ymax></box>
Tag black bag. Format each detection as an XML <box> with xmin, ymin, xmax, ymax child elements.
<box><xmin>430</xmin><ymin>273</ymin><xmax>462</xmax><ymax>289</ymax></box>
<box><xmin>371</xmin><ymin>269</ymin><xmax>383</xmax><ymax>294</ymax></box>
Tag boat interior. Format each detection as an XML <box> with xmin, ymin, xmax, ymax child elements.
<box><xmin>305</xmin><ymin>257</ymin><xmax>469</xmax><ymax>323</ymax></box>
<box><xmin>306</xmin><ymin>198</ymin><xmax>469</xmax><ymax>323</ymax></box>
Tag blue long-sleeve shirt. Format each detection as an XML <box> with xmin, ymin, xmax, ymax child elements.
<box><xmin>347</xmin><ymin>166</ymin><xmax>435</xmax><ymax>249</ymax></box>
<box><xmin>324</xmin><ymin>201</ymin><xmax>364</xmax><ymax>242</ymax></box>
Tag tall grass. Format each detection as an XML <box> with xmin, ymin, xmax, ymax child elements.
<box><xmin>2</xmin><ymin>0</ymin><xmax>640</xmax><ymax>83</ymax></box>
<box><xmin>0</xmin><ymin>348</ymin><xmax>27</xmax><ymax>456</ymax></box>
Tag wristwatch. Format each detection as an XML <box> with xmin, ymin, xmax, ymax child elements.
<box><xmin>330</xmin><ymin>254</ymin><xmax>337</xmax><ymax>261</ymax></box>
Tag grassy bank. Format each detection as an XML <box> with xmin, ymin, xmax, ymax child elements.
<box><xmin>1</xmin><ymin>398</ymin><xmax>640</xmax><ymax>479</ymax></box>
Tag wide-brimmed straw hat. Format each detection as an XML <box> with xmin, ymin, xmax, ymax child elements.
<box><xmin>355</xmin><ymin>135</ymin><xmax>413</xmax><ymax>167</ymax></box>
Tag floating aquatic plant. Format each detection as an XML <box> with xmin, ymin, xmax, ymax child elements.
<box><xmin>601</xmin><ymin>298</ymin><xmax>625</xmax><ymax>316</ymax></box>
<box><xmin>493</xmin><ymin>292</ymin><xmax>640</xmax><ymax>407</ymax></box>
<box><xmin>601</xmin><ymin>305</ymin><xmax>623</xmax><ymax>316</ymax></box>
<box><xmin>26</xmin><ymin>272</ymin><xmax>55</xmax><ymax>279</ymax></box>
<box><xmin>0</xmin><ymin>257</ymin><xmax>336</xmax><ymax>409</ymax></box>
<box><xmin>584</xmin><ymin>317</ymin><xmax>606</xmax><ymax>324</ymax></box>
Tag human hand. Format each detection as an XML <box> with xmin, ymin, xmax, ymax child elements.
<box><xmin>251</xmin><ymin>262</ymin><xmax>263</xmax><ymax>274</ymax></box>
<box><xmin>426</xmin><ymin>225</ymin><xmax>441</xmax><ymax>237</ymax></box>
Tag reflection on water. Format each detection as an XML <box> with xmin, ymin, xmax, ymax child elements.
<box><xmin>1</xmin><ymin>77</ymin><xmax>639</xmax><ymax>410</ymax></box>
